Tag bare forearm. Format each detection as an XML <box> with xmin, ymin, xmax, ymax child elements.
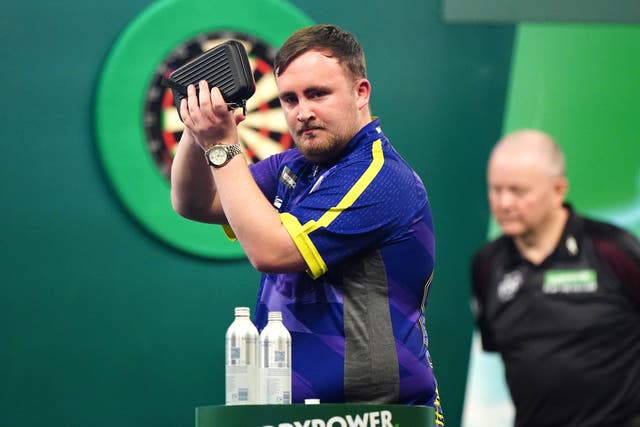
<box><xmin>213</xmin><ymin>157</ymin><xmax>306</xmax><ymax>272</ymax></box>
<box><xmin>170</xmin><ymin>130</ymin><xmax>225</xmax><ymax>223</ymax></box>
<box><xmin>174</xmin><ymin>81</ymin><xmax>305</xmax><ymax>271</ymax></box>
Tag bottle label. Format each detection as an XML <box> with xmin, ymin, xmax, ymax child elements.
<box><xmin>226</xmin><ymin>365</ymin><xmax>258</xmax><ymax>405</ymax></box>
<box><xmin>262</xmin><ymin>341</ymin><xmax>291</xmax><ymax>368</ymax></box>
<box><xmin>260</xmin><ymin>369</ymin><xmax>292</xmax><ymax>404</ymax></box>
<box><xmin>225</xmin><ymin>319</ymin><xmax>258</xmax><ymax>405</ymax></box>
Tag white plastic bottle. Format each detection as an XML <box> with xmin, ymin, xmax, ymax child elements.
<box><xmin>225</xmin><ymin>307</ymin><xmax>259</xmax><ymax>405</ymax></box>
<box><xmin>258</xmin><ymin>311</ymin><xmax>292</xmax><ymax>404</ymax></box>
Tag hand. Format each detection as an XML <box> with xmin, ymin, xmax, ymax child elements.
<box><xmin>179</xmin><ymin>80</ymin><xmax>246</xmax><ymax>150</ymax></box>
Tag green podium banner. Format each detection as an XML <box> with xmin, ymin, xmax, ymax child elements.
<box><xmin>196</xmin><ymin>403</ymin><xmax>435</xmax><ymax>427</ymax></box>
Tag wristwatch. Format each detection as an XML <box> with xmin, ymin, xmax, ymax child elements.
<box><xmin>205</xmin><ymin>144</ymin><xmax>243</xmax><ymax>168</ymax></box>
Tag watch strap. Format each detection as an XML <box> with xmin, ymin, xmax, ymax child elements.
<box><xmin>205</xmin><ymin>143</ymin><xmax>242</xmax><ymax>168</ymax></box>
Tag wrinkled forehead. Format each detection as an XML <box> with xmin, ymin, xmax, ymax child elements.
<box><xmin>275</xmin><ymin>50</ymin><xmax>350</xmax><ymax>92</ymax></box>
<box><xmin>490</xmin><ymin>139</ymin><xmax>562</xmax><ymax>178</ymax></box>
<box><xmin>488</xmin><ymin>156</ymin><xmax>562</xmax><ymax>193</ymax></box>
<box><xmin>492</xmin><ymin>147</ymin><xmax>542</xmax><ymax>167</ymax></box>
<box><xmin>276</xmin><ymin>48</ymin><xmax>338</xmax><ymax>77</ymax></box>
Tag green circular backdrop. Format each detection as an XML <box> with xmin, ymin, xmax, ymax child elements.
<box><xmin>95</xmin><ymin>0</ymin><xmax>313</xmax><ymax>258</ymax></box>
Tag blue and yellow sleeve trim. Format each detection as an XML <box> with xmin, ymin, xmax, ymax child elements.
<box><xmin>282</xmin><ymin>139</ymin><xmax>385</xmax><ymax>279</ymax></box>
<box><xmin>221</xmin><ymin>139</ymin><xmax>385</xmax><ymax>279</ymax></box>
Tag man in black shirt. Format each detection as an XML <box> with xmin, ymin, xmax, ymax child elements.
<box><xmin>471</xmin><ymin>129</ymin><xmax>640</xmax><ymax>427</ymax></box>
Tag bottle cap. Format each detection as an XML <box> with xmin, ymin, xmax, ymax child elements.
<box><xmin>268</xmin><ymin>311</ymin><xmax>282</xmax><ymax>321</ymax></box>
<box><xmin>235</xmin><ymin>307</ymin><xmax>250</xmax><ymax>317</ymax></box>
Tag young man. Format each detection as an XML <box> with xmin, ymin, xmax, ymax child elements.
<box><xmin>472</xmin><ymin>129</ymin><xmax>640</xmax><ymax>427</ymax></box>
<box><xmin>170</xmin><ymin>24</ymin><xmax>443</xmax><ymax>420</ymax></box>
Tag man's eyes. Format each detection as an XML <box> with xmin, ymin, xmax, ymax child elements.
<box><xmin>490</xmin><ymin>187</ymin><xmax>529</xmax><ymax>196</ymax></box>
<box><xmin>279</xmin><ymin>91</ymin><xmax>328</xmax><ymax>104</ymax></box>
<box><xmin>280</xmin><ymin>96</ymin><xmax>296</xmax><ymax>104</ymax></box>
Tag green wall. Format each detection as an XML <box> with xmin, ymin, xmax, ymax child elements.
<box><xmin>462</xmin><ymin>23</ymin><xmax>640</xmax><ymax>427</ymax></box>
<box><xmin>504</xmin><ymin>24</ymin><xmax>640</xmax><ymax>218</ymax></box>
<box><xmin>0</xmin><ymin>1</ymin><xmax>514</xmax><ymax>426</ymax></box>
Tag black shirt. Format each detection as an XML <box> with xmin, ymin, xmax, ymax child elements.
<box><xmin>472</xmin><ymin>206</ymin><xmax>640</xmax><ymax>427</ymax></box>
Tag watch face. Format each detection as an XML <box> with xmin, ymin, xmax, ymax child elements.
<box><xmin>209</xmin><ymin>146</ymin><xmax>228</xmax><ymax>165</ymax></box>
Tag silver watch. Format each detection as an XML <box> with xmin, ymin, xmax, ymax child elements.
<box><xmin>205</xmin><ymin>144</ymin><xmax>242</xmax><ymax>168</ymax></box>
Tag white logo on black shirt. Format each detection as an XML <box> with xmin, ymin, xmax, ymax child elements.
<box><xmin>497</xmin><ymin>271</ymin><xmax>523</xmax><ymax>302</ymax></box>
<box><xmin>566</xmin><ymin>235</ymin><xmax>579</xmax><ymax>256</ymax></box>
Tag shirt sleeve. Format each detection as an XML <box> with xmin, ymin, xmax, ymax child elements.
<box><xmin>217</xmin><ymin>152</ymin><xmax>284</xmax><ymax>241</ymax></box>
<box><xmin>471</xmin><ymin>243</ymin><xmax>500</xmax><ymax>352</ymax></box>
<box><xmin>588</xmin><ymin>220</ymin><xmax>640</xmax><ymax>306</ymax></box>
<box><xmin>285</xmin><ymin>154</ymin><xmax>430</xmax><ymax>278</ymax></box>
<box><xmin>249</xmin><ymin>151</ymin><xmax>282</xmax><ymax>204</ymax></box>
<box><xmin>246</xmin><ymin>149</ymin><xmax>388</xmax><ymax>278</ymax></box>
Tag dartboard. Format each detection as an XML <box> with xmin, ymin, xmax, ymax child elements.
<box><xmin>144</xmin><ymin>31</ymin><xmax>292</xmax><ymax>180</ymax></box>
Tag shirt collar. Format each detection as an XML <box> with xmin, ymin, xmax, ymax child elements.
<box><xmin>504</xmin><ymin>203</ymin><xmax>581</xmax><ymax>267</ymax></box>
<box><xmin>336</xmin><ymin>118</ymin><xmax>384</xmax><ymax>159</ymax></box>
<box><xmin>553</xmin><ymin>203</ymin><xmax>582</xmax><ymax>259</ymax></box>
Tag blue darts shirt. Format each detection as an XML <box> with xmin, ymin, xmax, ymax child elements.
<box><xmin>247</xmin><ymin>118</ymin><xmax>442</xmax><ymax>418</ymax></box>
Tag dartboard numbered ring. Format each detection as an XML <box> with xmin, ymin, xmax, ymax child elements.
<box><xmin>95</xmin><ymin>0</ymin><xmax>312</xmax><ymax>259</ymax></box>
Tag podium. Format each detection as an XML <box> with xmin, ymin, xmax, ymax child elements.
<box><xmin>196</xmin><ymin>403</ymin><xmax>435</xmax><ymax>427</ymax></box>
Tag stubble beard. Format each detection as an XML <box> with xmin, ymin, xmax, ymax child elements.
<box><xmin>293</xmin><ymin>123</ymin><xmax>352</xmax><ymax>164</ymax></box>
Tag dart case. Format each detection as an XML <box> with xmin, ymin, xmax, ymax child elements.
<box><xmin>161</xmin><ymin>40</ymin><xmax>255</xmax><ymax>114</ymax></box>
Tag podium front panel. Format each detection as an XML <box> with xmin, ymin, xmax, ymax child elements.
<box><xmin>196</xmin><ymin>403</ymin><xmax>435</xmax><ymax>427</ymax></box>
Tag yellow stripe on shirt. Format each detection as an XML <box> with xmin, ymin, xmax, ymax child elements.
<box><xmin>281</xmin><ymin>139</ymin><xmax>385</xmax><ymax>278</ymax></box>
